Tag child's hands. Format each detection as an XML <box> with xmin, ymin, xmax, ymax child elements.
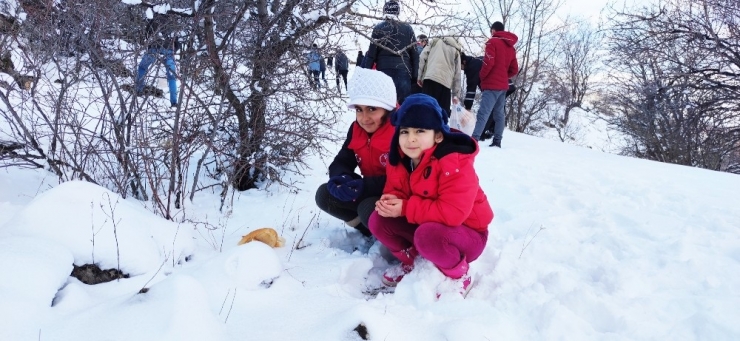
<box><xmin>376</xmin><ymin>197</ymin><xmax>403</xmax><ymax>217</ymax></box>
<box><xmin>379</xmin><ymin>194</ymin><xmax>398</xmax><ymax>201</ymax></box>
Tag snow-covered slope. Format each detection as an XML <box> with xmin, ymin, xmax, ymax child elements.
<box><xmin>0</xmin><ymin>107</ymin><xmax>738</xmax><ymax>340</ymax></box>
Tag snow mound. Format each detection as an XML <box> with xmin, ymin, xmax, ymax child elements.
<box><xmin>0</xmin><ymin>181</ymin><xmax>195</xmax><ymax>275</ymax></box>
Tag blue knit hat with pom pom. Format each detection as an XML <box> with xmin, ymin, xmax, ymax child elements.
<box><xmin>389</xmin><ymin>94</ymin><xmax>470</xmax><ymax>165</ymax></box>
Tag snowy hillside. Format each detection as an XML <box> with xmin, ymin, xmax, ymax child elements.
<box><xmin>1</xmin><ymin>107</ymin><xmax>739</xmax><ymax>340</ymax></box>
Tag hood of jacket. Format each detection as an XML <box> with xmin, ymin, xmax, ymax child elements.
<box><xmin>440</xmin><ymin>36</ymin><xmax>462</xmax><ymax>51</ymax></box>
<box><xmin>493</xmin><ymin>31</ymin><xmax>518</xmax><ymax>47</ymax></box>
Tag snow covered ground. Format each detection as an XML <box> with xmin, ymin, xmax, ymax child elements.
<box><xmin>1</xmin><ymin>105</ymin><xmax>739</xmax><ymax>340</ymax></box>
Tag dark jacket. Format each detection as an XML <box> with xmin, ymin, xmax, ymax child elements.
<box><xmin>145</xmin><ymin>13</ymin><xmax>179</xmax><ymax>51</ymax></box>
<box><xmin>480</xmin><ymin>30</ymin><xmax>519</xmax><ymax>91</ymax></box>
<box><xmin>335</xmin><ymin>52</ymin><xmax>349</xmax><ymax>71</ymax></box>
<box><xmin>462</xmin><ymin>55</ymin><xmax>484</xmax><ymax>110</ymax></box>
<box><xmin>362</xmin><ymin>19</ymin><xmax>418</xmax><ymax>78</ymax></box>
<box><xmin>356</xmin><ymin>52</ymin><xmax>364</xmax><ymax>68</ymax></box>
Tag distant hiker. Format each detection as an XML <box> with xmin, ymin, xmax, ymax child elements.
<box><xmin>362</xmin><ymin>0</ymin><xmax>418</xmax><ymax>104</ymax></box>
<box><xmin>315</xmin><ymin>68</ymin><xmax>398</xmax><ymax>237</ymax></box>
<box><xmin>135</xmin><ymin>11</ymin><xmax>181</xmax><ymax>107</ymax></box>
<box><xmin>369</xmin><ymin>94</ymin><xmax>493</xmax><ymax>297</ymax></box>
<box><xmin>307</xmin><ymin>44</ymin><xmax>322</xmax><ymax>89</ymax></box>
<box><xmin>415</xmin><ymin>34</ymin><xmax>428</xmax><ymax>56</ymax></box>
<box><xmin>471</xmin><ymin>21</ymin><xmax>519</xmax><ymax>148</ymax></box>
<box><xmin>417</xmin><ymin>34</ymin><xmax>462</xmax><ymax>116</ymax></box>
<box><xmin>460</xmin><ymin>53</ymin><xmax>517</xmax><ymax>142</ymax></box>
<box><xmin>335</xmin><ymin>49</ymin><xmax>350</xmax><ymax>92</ymax></box>
<box><xmin>327</xmin><ymin>56</ymin><xmax>334</xmax><ymax>68</ymax></box>
<box><xmin>320</xmin><ymin>54</ymin><xmax>327</xmax><ymax>85</ymax></box>
<box><xmin>356</xmin><ymin>51</ymin><xmax>365</xmax><ymax>68</ymax></box>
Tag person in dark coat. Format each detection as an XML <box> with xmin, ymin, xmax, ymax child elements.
<box><xmin>356</xmin><ymin>51</ymin><xmax>365</xmax><ymax>68</ymax></box>
<box><xmin>320</xmin><ymin>55</ymin><xmax>327</xmax><ymax>85</ymax></box>
<box><xmin>135</xmin><ymin>12</ymin><xmax>180</xmax><ymax>107</ymax></box>
<box><xmin>315</xmin><ymin>68</ymin><xmax>398</xmax><ymax>237</ymax></box>
<box><xmin>335</xmin><ymin>49</ymin><xmax>350</xmax><ymax>92</ymax></box>
<box><xmin>361</xmin><ymin>0</ymin><xmax>418</xmax><ymax>104</ymax></box>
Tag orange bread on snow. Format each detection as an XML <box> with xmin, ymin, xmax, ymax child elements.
<box><xmin>237</xmin><ymin>227</ymin><xmax>285</xmax><ymax>248</ymax></box>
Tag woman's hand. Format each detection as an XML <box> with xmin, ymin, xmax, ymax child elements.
<box><xmin>375</xmin><ymin>197</ymin><xmax>403</xmax><ymax>218</ymax></box>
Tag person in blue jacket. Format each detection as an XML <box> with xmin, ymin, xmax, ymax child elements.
<box><xmin>307</xmin><ymin>44</ymin><xmax>322</xmax><ymax>89</ymax></box>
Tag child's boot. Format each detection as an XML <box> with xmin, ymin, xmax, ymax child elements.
<box><xmin>437</xmin><ymin>257</ymin><xmax>473</xmax><ymax>297</ymax></box>
<box><xmin>382</xmin><ymin>246</ymin><xmax>418</xmax><ymax>286</ymax></box>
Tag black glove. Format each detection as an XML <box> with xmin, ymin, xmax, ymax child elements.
<box><xmin>327</xmin><ymin>176</ymin><xmax>363</xmax><ymax>202</ymax></box>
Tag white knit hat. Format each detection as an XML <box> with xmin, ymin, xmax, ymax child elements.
<box><xmin>347</xmin><ymin>68</ymin><xmax>397</xmax><ymax>111</ymax></box>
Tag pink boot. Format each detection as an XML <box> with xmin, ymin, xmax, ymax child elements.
<box><xmin>382</xmin><ymin>247</ymin><xmax>418</xmax><ymax>286</ymax></box>
<box><xmin>437</xmin><ymin>257</ymin><xmax>473</xmax><ymax>297</ymax></box>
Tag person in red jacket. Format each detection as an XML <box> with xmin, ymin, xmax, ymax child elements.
<box><xmin>369</xmin><ymin>94</ymin><xmax>494</xmax><ymax>297</ymax></box>
<box><xmin>471</xmin><ymin>21</ymin><xmax>518</xmax><ymax>148</ymax></box>
<box><xmin>315</xmin><ymin>68</ymin><xmax>397</xmax><ymax>237</ymax></box>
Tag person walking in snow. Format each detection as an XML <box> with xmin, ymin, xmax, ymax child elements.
<box><xmin>334</xmin><ymin>49</ymin><xmax>350</xmax><ymax>93</ymax></box>
<box><xmin>470</xmin><ymin>21</ymin><xmax>518</xmax><ymax>148</ymax></box>
<box><xmin>135</xmin><ymin>11</ymin><xmax>181</xmax><ymax>107</ymax></box>
<box><xmin>307</xmin><ymin>44</ymin><xmax>322</xmax><ymax>89</ymax></box>
<box><xmin>417</xmin><ymin>34</ymin><xmax>462</xmax><ymax>116</ymax></box>
<box><xmin>315</xmin><ymin>68</ymin><xmax>398</xmax><ymax>237</ymax></box>
<box><xmin>460</xmin><ymin>53</ymin><xmax>516</xmax><ymax>143</ymax></box>
<box><xmin>320</xmin><ymin>54</ymin><xmax>327</xmax><ymax>86</ymax></box>
<box><xmin>361</xmin><ymin>0</ymin><xmax>418</xmax><ymax>104</ymax></box>
<box><xmin>369</xmin><ymin>94</ymin><xmax>493</xmax><ymax>297</ymax></box>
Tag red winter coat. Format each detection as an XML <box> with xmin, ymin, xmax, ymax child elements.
<box><xmin>479</xmin><ymin>31</ymin><xmax>519</xmax><ymax>91</ymax></box>
<box><xmin>383</xmin><ymin>134</ymin><xmax>493</xmax><ymax>231</ymax></box>
<box><xmin>329</xmin><ymin>120</ymin><xmax>394</xmax><ymax>178</ymax></box>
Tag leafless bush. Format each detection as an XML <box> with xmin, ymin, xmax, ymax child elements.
<box><xmin>601</xmin><ymin>0</ymin><xmax>740</xmax><ymax>173</ymax></box>
<box><xmin>468</xmin><ymin>0</ymin><xmax>602</xmax><ymax>140</ymax></box>
<box><xmin>1</xmin><ymin>0</ymin><xmax>479</xmax><ymax>222</ymax></box>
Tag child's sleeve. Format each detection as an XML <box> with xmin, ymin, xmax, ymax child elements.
<box><xmin>382</xmin><ymin>165</ymin><xmax>409</xmax><ymax>200</ymax></box>
<box><xmin>405</xmin><ymin>155</ymin><xmax>478</xmax><ymax>226</ymax></box>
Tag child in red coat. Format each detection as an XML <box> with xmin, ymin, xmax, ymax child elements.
<box><xmin>369</xmin><ymin>93</ymin><xmax>493</xmax><ymax>296</ymax></box>
<box><xmin>315</xmin><ymin>68</ymin><xmax>397</xmax><ymax>237</ymax></box>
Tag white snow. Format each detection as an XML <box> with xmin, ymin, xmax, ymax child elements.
<box><xmin>1</xmin><ymin>103</ymin><xmax>738</xmax><ymax>340</ymax></box>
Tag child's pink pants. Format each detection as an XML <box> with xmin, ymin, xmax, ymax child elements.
<box><xmin>368</xmin><ymin>211</ymin><xmax>488</xmax><ymax>268</ymax></box>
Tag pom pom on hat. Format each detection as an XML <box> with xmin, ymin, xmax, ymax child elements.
<box><xmin>347</xmin><ymin>68</ymin><xmax>397</xmax><ymax>111</ymax></box>
<box><xmin>383</xmin><ymin>1</ymin><xmax>400</xmax><ymax>16</ymax></box>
